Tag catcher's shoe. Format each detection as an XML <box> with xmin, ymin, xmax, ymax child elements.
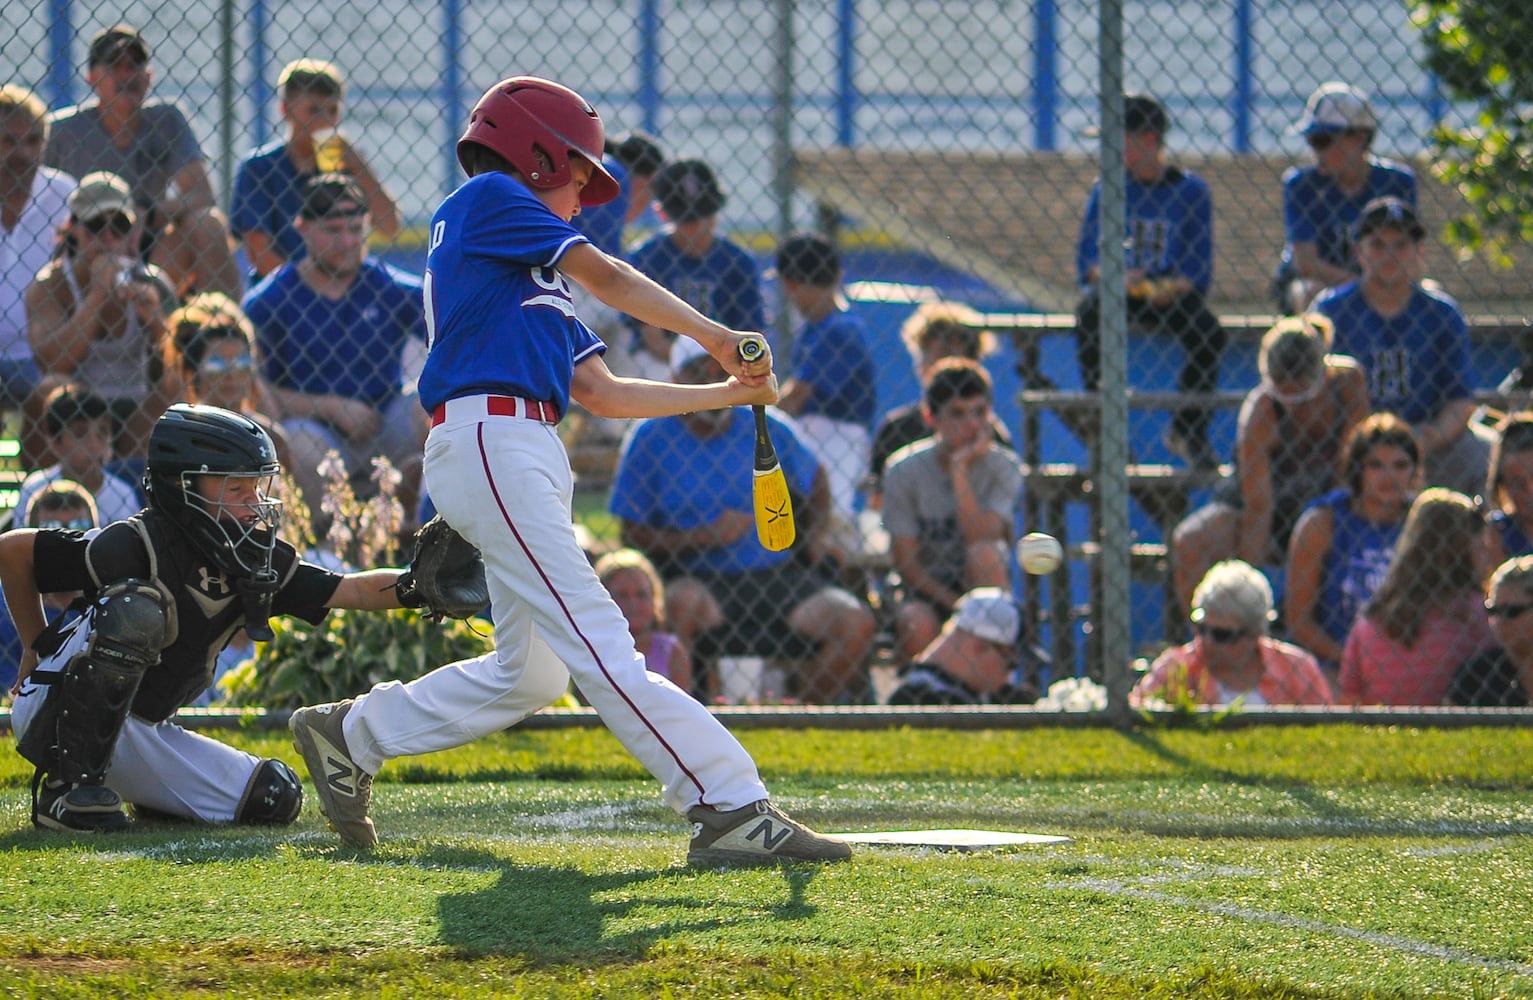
<box><xmin>33</xmin><ymin>778</ymin><xmax>131</xmax><ymax>833</ymax></box>
<box><xmin>687</xmin><ymin>799</ymin><xmax>852</xmax><ymax>867</ymax></box>
<box><xmin>289</xmin><ymin>700</ymin><xmax>377</xmax><ymax>848</ymax></box>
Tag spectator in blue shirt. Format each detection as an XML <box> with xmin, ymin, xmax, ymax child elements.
<box><xmin>610</xmin><ymin>338</ymin><xmax>873</xmax><ymax>703</ymax></box>
<box><xmin>241</xmin><ymin>174</ymin><xmax>426</xmax><ymax>526</ymax></box>
<box><xmin>1274</xmin><ymin>82</ymin><xmax>1416</xmax><ymax>313</ymax></box>
<box><xmin>1074</xmin><ymin>93</ymin><xmax>1226</xmax><ymax>470</ymax></box>
<box><xmin>1313</xmin><ymin>197</ymin><xmax>1486</xmax><ymax>496</ymax></box>
<box><xmin>230</xmin><ymin>59</ymin><xmax>400</xmax><ymax>280</ymax></box>
<box><xmin>773</xmin><ymin>232</ymin><xmax>877</xmax><ymax>537</ymax></box>
<box><xmin>629</xmin><ymin>159</ymin><xmax>764</xmax><ymax>334</ymax></box>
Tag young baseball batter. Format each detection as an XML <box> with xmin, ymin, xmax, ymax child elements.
<box><xmin>288</xmin><ymin>76</ymin><xmax>851</xmax><ymax>866</ymax></box>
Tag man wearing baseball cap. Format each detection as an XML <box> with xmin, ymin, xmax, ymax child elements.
<box><xmin>1313</xmin><ymin>196</ymin><xmax>1487</xmax><ymax>495</ymax></box>
<box><xmin>24</xmin><ymin>169</ymin><xmax>176</xmax><ymax>462</ymax></box>
<box><xmin>241</xmin><ymin>173</ymin><xmax>429</xmax><ymax>525</ymax></box>
<box><xmin>629</xmin><ymin>158</ymin><xmax>764</xmax><ymax>334</ymax></box>
<box><xmin>45</xmin><ymin>23</ymin><xmax>241</xmax><ymax>300</ymax></box>
<box><xmin>1273</xmin><ymin>81</ymin><xmax>1417</xmax><ymax>313</ymax></box>
<box><xmin>608</xmin><ymin>339</ymin><xmax>875</xmax><ymax>704</ymax></box>
<box><xmin>887</xmin><ymin>587</ymin><xmax>1037</xmax><ymax>705</ymax></box>
<box><xmin>1074</xmin><ymin>92</ymin><xmax>1226</xmax><ymax>471</ymax></box>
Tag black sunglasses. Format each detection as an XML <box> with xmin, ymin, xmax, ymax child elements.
<box><xmin>1192</xmin><ymin>621</ymin><xmax>1250</xmax><ymax>643</ymax></box>
<box><xmin>1305</xmin><ymin>130</ymin><xmax>1354</xmax><ymax>151</ymax></box>
<box><xmin>36</xmin><ymin>518</ymin><xmax>94</xmax><ymax>531</ymax></box>
<box><xmin>1485</xmin><ymin>602</ymin><xmax>1533</xmax><ymax>620</ymax></box>
<box><xmin>81</xmin><ymin>213</ymin><xmax>134</xmax><ymax>237</ymax></box>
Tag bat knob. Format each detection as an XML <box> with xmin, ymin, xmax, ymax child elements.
<box><xmin>738</xmin><ymin>338</ymin><xmax>765</xmax><ymax>364</ymax></box>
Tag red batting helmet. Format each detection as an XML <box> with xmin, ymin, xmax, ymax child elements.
<box><xmin>457</xmin><ymin>77</ymin><xmax>620</xmax><ymax>206</ymax></box>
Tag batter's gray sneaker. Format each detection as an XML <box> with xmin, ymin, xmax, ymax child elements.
<box><xmin>289</xmin><ymin>700</ymin><xmax>377</xmax><ymax>848</ymax></box>
<box><xmin>687</xmin><ymin>800</ymin><xmax>852</xmax><ymax>866</ymax></box>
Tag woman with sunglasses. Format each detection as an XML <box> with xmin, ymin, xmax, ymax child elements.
<box><xmin>1340</xmin><ymin>488</ymin><xmax>1494</xmax><ymax>705</ymax></box>
<box><xmin>1480</xmin><ymin>411</ymin><xmax>1533</xmax><ymax>570</ymax></box>
<box><xmin>164</xmin><ymin>292</ymin><xmax>290</xmax><ymax>467</ymax></box>
<box><xmin>1448</xmin><ymin>554</ymin><xmax>1533</xmax><ymax>707</ymax></box>
<box><xmin>1284</xmin><ymin>412</ymin><xmax>1419</xmax><ymax>675</ymax></box>
<box><xmin>1172</xmin><ymin>314</ymin><xmax>1368</xmax><ymax>617</ymax></box>
<box><xmin>1131</xmin><ymin>559</ymin><xmax>1332</xmax><ymax>708</ymax></box>
<box><xmin>23</xmin><ymin>171</ymin><xmax>173</xmax><ymax>462</ymax></box>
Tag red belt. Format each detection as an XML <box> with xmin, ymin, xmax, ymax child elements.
<box><xmin>430</xmin><ymin>394</ymin><xmax>559</xmax><ymax>427</ymax></box>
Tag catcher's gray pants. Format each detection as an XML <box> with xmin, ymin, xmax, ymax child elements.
<box><xmin>11</xmin><ymin>621</ymin><xmax>269</xmax><ymax>823</ymax></box>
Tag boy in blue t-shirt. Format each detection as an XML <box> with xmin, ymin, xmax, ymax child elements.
<box><xmin>230</xmin><ymin>59</ymin><xmax>400</xmax><ymax>279</ymax></box>
<box><xmin>1074</xmin><ymin>93</ymin><xmax>1227</xmax><ymax>470</ymax></box>
<box><xmin>1274</xmin><ymin>81</ymin><xmax>1417</xmax><ymax>313</ymax></box>
<box><xmin>774</xmin><ymin>232</ymin><xmax>877</xmax><ymax>528</ymax></box>
<box><xmin>629</xmin><ymin>159</ymin><xmax>764</xmax><ymax>333</ymax></box>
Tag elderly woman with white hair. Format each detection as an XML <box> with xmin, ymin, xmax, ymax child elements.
<box><xmin>1131</xmin><ymin>559</ymin><xmax>1334</xmax><ymax>707</ymax></box>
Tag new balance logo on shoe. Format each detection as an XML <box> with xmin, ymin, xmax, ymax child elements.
<box><xmin>745</xmin><ymin>817</ymin><xmax>793</xmax><ymax>851</ymax></box>
<box><xmin>325</xmin><ymin>753</ymin><xmax>356</xmax><ymax>797</ymax></box>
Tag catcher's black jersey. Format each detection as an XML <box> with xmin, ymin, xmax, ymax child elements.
<box><xmin>32</xmin><ymin>510</ymin><xmax>344</xmax><ymax>721</ymax></box>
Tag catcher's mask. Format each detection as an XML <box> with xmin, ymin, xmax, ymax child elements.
<box><xmin>145</xmin><ymin>403</ymin><xmax>282</xmax><ymax>581</ymax></box>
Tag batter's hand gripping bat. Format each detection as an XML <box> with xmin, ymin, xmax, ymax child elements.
<box><xmin>738</xmin><ymin>338</ymin><xmax>796</xmax><ymax>552</ymax></box>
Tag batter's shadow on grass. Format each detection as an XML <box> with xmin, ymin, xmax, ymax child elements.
<box><xmin>421</xmin><ymin>844</ymin><xmax>827</xmax><ymax>957</ymax></box>
<box><xmin>1121</xmin><ymin>729</ymin><xmax>1369</xmax><ymax>837</ymax></box>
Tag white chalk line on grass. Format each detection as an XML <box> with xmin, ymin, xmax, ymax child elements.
<box><xmin>1045</xmin><ymin>869</ymin><xmax>1533</xmax><ymax>978</ymax></box>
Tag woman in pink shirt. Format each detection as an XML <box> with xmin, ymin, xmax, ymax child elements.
<box><xmin>1132</xmin><ymin>559</ymin><xmax>1333</xmax><ymax>708</ymax></box>
<box><xmin>1340</xmin><ymin>488</ymin><xmax>1495</xmax><ymax>705</ymax></box>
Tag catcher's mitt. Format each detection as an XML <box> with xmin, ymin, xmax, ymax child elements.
<box><xmin>395</xmin><ymin>516</ymin><xmax>489</xmax><ymax>621</ymax></box>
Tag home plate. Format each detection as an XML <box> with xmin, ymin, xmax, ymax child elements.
<box><xmin>834</xmin><ymin>829</ymin><xmax>1073</xmax><ymax>851</ymax></box>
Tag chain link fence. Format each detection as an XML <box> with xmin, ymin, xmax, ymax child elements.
<box><xmin>3</xmin><ymin>0</ymin><xmax>1531</xmax><ymax>714</ymax></box>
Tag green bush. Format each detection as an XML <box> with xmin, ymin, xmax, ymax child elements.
<box><xmin>223</xmin><ymin>607</ymin><xmax>493</xmax><ymax>709</ymax></box>
<box><xmin>223</xmin><ymin>454</ymin><xmax>494</xmax><ymax>708</ymax></box>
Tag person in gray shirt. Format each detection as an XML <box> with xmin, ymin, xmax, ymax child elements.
<box><xmin>45</xmin><ymin>24</ymin><xmax>241</xmax><ymax>300</ymax></box>
<box><xmin>881</xmin><ymin>357</ymin><xmax>1023</xmax><ymax>664</ymax></box>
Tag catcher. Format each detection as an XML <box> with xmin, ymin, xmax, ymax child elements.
<box><xmin>3</xmin><ymin>403</ymin><xmax>485</xmax><ymax>832</ymax></box>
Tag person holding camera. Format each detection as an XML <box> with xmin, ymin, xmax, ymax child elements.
<box><xmin>24</xmin><ymin>171</ymin><xmax>174</xmax><ymax>464</ymax></box>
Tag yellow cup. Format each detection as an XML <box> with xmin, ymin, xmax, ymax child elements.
<box><xmin>313</xmin><ymin>128</ymin><xmax>346</xmax><ymax>173</ymax></box>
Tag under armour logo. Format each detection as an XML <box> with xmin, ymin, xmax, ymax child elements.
<box><xmin>198</xmin><ymin>567</ymin><xmax>229</xmax><ymax>595</ymax></box>
<box><xmin>765</xmin><ymin>501</ymin><xmax>791</xmax><ymax>524</ymax></box>
<box><xmin>745</xmin><ymin>818</ymin><xmax>792</xmax><ymax>851</ymax></box>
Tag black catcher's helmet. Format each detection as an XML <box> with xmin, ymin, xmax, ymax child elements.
<box><xmin>144</xmin><ymin>404</ymin><xmax>282</xmax><ymax>580</ymax></box>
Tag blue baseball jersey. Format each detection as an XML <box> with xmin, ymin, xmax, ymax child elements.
<box><xmin>570</xmin><ymin>154</ymin><xmax>631</xmax><ymax>258</ymax></box>
<box><xmin>610</xmin><ymin>407</ymin><xmax>818</xmax><ymax>575</ymax></box>
<box><xmin>1314</xmin><ymin>282</ymin><xmax>1472</xmax><ymax>424</ymax></box>
<box><xmin>1075</xmin><ymin>165</ymin><xmax>1214</xmax><ymax>292</ymax></box>
<box><xmin>629</xmin><ymin>231</ymin><xmax>765</xmax><ymax>331</ymax></box>
<box><xmin>1278</xmin><ymin>158</ymin><xmax>1416</xmax><ymax>275</ymax></box>
<box><xmin>242</xmin><ymin>257</ymin><xmax>425</xmax><ymax>406</ymax></box>
<box><xmin>417</xmin><ymin>172</ymin><xmax>607</xmax><ymax>415</ymax></box>
<box><xmin>789</xmin><ymin>306</ymin><xmax>877</xmax><ymax>427</ymax></box>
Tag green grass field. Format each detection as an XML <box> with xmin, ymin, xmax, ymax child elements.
<box><xmin>2</xmin><ymin>725</ymin><xmax>1530</xmax><ymax>998</ymax></box>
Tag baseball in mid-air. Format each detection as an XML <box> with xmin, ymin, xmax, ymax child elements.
<box><xmin>1018</xmin><ymin>532</ymin><xmax>1063</xmax><ymax>575</ymax></box>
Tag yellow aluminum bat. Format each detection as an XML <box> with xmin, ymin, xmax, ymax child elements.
<box><xmin>738</xmin><ymin>338</ymin><xmax>796</xmax><ymax>552</ymax></box>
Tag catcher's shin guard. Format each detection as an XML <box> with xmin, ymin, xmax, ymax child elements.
<box><xmin>16</xmin><ymin>580</ymin><xmax>166</xmax><ymax>785</ymax></box>
<box><xmin>235</xmin><ymin>758</ymin><xmax>303</xmax><ymax>825</ymax></box>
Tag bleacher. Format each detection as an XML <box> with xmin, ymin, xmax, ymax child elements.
<box><xmin>794</xmin><ymin>149</ymin><xmax>1533</xmax><ymax>670</ymax></box>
